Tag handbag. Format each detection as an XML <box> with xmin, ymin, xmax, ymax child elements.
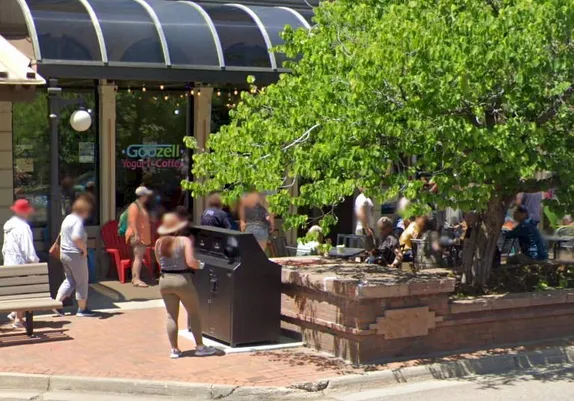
<box><xmin>49</xmin><ymin>235</ymin><xmax>61</xmax><ymax>260</ymax></box>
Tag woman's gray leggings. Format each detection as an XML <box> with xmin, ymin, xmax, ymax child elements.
<box><xmin>57</xmin><ymin>252</ymin><xmax>89</xmax><ymax>301</ymax></box>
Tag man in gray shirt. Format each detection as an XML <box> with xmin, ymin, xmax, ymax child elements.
<box><xmin>516</xmin><ymin>192</ymin><xmax>543</xmax><ymax>226</ymax></box>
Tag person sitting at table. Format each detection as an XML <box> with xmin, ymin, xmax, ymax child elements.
<box><xmin>296</xmin><ymin>225</ymin><xmax>324</xmax><ymax>256</ymax></box>
<box><xmin>414</xmin><ymin>217</ymin><xmax>445</xmax><ymax>268</ymax></box>
<box><xmin>400</xmin><ymin>215</ymin><xmax>426</xmax><ymax>261</ymax></box>
<box><xmin>505</xmin><ymin>206</ymin><xmax>548</xmax><ymax>264</ymax></box>
<box><xmin>368</xmin><ymin>217</ymin><xmax>402</xmax><ymax>268</ymax></box>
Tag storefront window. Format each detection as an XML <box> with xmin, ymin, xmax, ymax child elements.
<box><xmin>13</xmin><ymin>89</ymin><xmax>99</xmax><ymax>225</ymax></box>
<box><xmin>115</xmin><ymin>90</ymin><xmax>187</xmax><ymax>216</ymax></box>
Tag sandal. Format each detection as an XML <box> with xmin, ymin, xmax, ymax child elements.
<box><xmin>132</xmin><ymin>281</ymin><xmax>149</xmax><ymax>288</ymax></box>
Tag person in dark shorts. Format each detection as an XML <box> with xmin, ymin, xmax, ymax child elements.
<box><xmin>201</xmin><ymin>193</ymin><xmax>232</xmax><ymax>229</ymax></box>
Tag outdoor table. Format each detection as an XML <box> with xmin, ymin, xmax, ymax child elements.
<box><xmin>328</xmin><ymin>247</ymin><xmax>366</xmax><ymax>259</ymax></box>
<box><xmin>543</xmin><ymin>235</ymin><xmax>574</xmax><ymax>260</ymax></box>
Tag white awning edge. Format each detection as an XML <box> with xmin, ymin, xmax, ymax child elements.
<box><xmin>0</xmin><ymin>34</ymin><xmax>45</xmax><ymax>86</ymax></box>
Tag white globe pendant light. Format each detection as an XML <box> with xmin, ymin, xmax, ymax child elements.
<box><xmin>70</xmin><ymin>110</ymin><xmax>92</xmax><ymax>132</ymax></box>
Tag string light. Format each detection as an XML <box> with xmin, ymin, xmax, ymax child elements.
<box><xmin>233</xmin><ymin>89</ymin><xmax>238</xmax><ymax>95</ymax></box>
<box><xmin>217</xmin><ymin>90</ymin><xmax>221</xmax><ymax>96</ymax></box>
<box><xmin>142</xmin><ymin>86</ymin><xmax>147</xmax><ymax>92</ymax></box>
<box><xmin>190</xmin><ymin>89</ymin><xmax>195</xmax><ymax>96</ymax></box>
<box><xmin>180</xmin><ymin>94</ymin><xmax>184</xmax><ymax>99</ymax></box>
<box><xmin>127</xmin><ymin>87</ymin><xmax>132</xmax><ymax>93</ymax></box>
<box><xmin>197</xmin><ymin>89</ymin><xmax>201</xmax><ymax>97</ymax></box>
<box><xmin>160</xmin><ymin>84</ymin><xmax>164</xmax><ymax>90</ymax></box>
<box><xmin>164</xmin><ymin>95</ymin><xmax>169</xmax><ymax>100</ymax></box>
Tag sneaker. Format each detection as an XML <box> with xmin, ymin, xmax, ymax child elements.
<box><xmin>195</xmin><ymin>345</ymin><xmax>217</xmax><ymax>357</ymax></box>
<box><xmin>7</xmin><ymin>312</ymin><xmax>16</xmax><ymax>321</ymax></box>
<box><xmin>12</xmin><ymin>321</ymin><xmax>23</xmax><ymax>329</ymax></box>
<box><xmin>170</xmin><ymin>349</ymin><xmax>183</xmax><ymax>359</ymax></box>
<box><xmin>52</xmin><ymin>309</ymin><xmax>65</xmax><ymax>317</ymax></box>
<box><xmin>76</xmin><ymin>309</ymin><xmax>97</xmax><ymax>317</ymax></box>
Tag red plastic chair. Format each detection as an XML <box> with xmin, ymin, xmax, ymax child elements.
<box><xmin>100</xmin><ymin>220</ymin><xmax>154</xmax><ymax>283</ymax></box>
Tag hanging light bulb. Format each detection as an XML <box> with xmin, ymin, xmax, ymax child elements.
<box><xmin>164</xmin><ymin>95</ymin><xmax>169</xmax><ymax>100</ymax></box>
<box><xmin>142</xmin><ymin>87</ymin><xmax>147</xmax><ymax>92</ymax></box>
<box><xmin>180</xmin><ymin>94</ymin><xmax>184</xmax><ymax>99</ymax></box>
<box><xmin>127</xmin><ymin>87</ymin><xmax>132</xmax><ymax>94</ymax></box>
<box><xmin>197</xmin><ymin>89</ymin><xmax>201</xmax><ymax>97</ymax></box>
<box><xmin>217</xmin><ymin>90</ymin><xmax>221</xmax><ymax>97</ymax></box>
<box><xmin>233</xmin><ymin>89</ymin><xmax>238</xmax><ymax>95</ymax></box>
<box><xmin>190</xmin><ymin>89</ymin><xmax>195</xmax><ymax>96</ymax></box>
<box><xmin>160</xmin><ymin>84</ymin><xmax>165</xmax><ymax>90</ymax></box>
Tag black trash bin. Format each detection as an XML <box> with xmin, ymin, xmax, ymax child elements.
<box><xmin>190</xmin><ymin>226</ymin><xmax>282</xmax><ymax>347</ymax></box>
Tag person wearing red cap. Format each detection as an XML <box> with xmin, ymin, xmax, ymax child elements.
<box><xmin>2</xmin><ymin>199</ymin><xmax>38</xmax><ymax>328</ymax></box>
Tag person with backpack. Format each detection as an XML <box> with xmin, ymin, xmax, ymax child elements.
<box><xmin>123</xmin><ymin>186</ymin><xmax>153</xmax><ymax>288</ymax></box>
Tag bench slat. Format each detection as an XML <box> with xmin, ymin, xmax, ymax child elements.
<box><xmin>0</xmin><ymin>292</ymin><xmax>51</xmax><ymax>302</ymax></box>
<box><xmin>0</xmin><ymin>264</ymin><xmax>49</xmax><ymax>278</ymax></box>
<box><xmin>0</xmin><ymin>298</ymin><xmax>62</xmax><ymax>312</ymax></box>
<box><xmin>0</xmin><ymin>284</ymin><xmax>50</xmax><ymax>297</ymax></box>
<box><xmin>0</xmin><ymin>276</ymin><xmax>49</xmax><ymax>288</ymax></box>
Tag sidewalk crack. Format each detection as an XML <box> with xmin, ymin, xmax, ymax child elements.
<box><xmin>211</xmin><ymin>385</ymin><xmax>239</xmax><ymax>399</ymax></box>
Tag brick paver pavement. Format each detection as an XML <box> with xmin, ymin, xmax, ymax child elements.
<box><xmin>1</xmin><ymin>307</ymin><xmax>571</xmax><ymax>388</ymax></box>
<box><xmin>0</xmin><ymin>308</ymin><xmax>362</xmax><ymax>387</ymax></box>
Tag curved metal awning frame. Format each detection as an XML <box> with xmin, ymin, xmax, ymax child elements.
<box><xmin>225</xmin><ymin>3</ymin><xmax>278</xmax><ymax>70</ymax></box>
<box><xmin>12</xmin><ymin>0</ymin><xmax>312</xmax><ymax>82</ymax></box>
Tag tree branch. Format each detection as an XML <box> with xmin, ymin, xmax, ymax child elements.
<box><xmin>535</xmin><ymin>85</ymin><xmax>574</xmax><ymax>126</ymax></box>
<box><xmin>259</xmin><ymin>124</ymin><xmax>321</xmax><ymax>161</ymax></box>
<box><xmin>485</xmin><ymin>0</ymin><xmax>500</xmax><ymax>17</ymax></box>
<box><xmin>517</xmin><ymin>174</ymin><xmax>560</xmax><ymax>193</ymax></box>
<box><xmin>443</xmin><ymin>107</ymin><xmax>483</xmax><ymax>128</ymax></box>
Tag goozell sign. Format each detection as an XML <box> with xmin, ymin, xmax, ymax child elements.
<box><xmin>121</xmin><ymin>144</ymin><xmax>184</xmax><ymax>170</ymax></box>
<box><xmin>124</xmin><ymin>144</ymin><xmax>181</xmax><ymax>158</ymax></box>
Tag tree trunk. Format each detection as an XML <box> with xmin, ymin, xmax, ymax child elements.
<box><xmin>462</xmin><ymin>195</ymin><xmax>511</xmax><ymax>287</ymax></box>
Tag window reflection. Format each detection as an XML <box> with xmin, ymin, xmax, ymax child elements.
<box><xmin>12</xmin><ymin>89</ymin><xmax>99</xmax><ymax>226</ymax></box>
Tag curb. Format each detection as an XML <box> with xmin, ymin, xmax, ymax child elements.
<box><xmin>317</xmin><ymin>344</ymin><xmax>574</xmax><ymax>394</ymax></box>
<box><xmin>0</xmin><ymin>345</ymin><xmax>573</xmax><ymax>399</ymax></box>
<box><xmin>0</xmin><ymin>374</ymin><xmax>303</xmax><ymax>401</ymax></box>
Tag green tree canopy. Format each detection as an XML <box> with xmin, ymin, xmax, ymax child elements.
<box><xmin>187</xmin><ymin>0</ymin><xmax>574</xmax><ymax>285</ymax></box>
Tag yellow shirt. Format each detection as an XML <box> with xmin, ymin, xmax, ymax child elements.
<box><xmin>400</xmin><ymin>223</ymin><xmax>420</xmax><ymax>251</ymax></box>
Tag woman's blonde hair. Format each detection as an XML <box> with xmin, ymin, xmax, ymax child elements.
<box><xmin>72</xmin><ymin>197</ymin><xmax>92</xmax><ymax>215</ymax></box>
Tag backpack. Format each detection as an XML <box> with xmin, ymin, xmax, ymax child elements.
<box><xmin>118</xmin><ymin>208</ymin><xmax>129</xmax><ymax>237</ymax></box>
<box><xmin>118</xmin><ymin>201</ymin><xmax>141</xmax><ymax>237</ymax></box>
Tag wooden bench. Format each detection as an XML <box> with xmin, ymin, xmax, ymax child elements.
<box><xmin>0</xmin><ymin>263</ymin><xmax>62</xmax><ymax>336</ymax></box>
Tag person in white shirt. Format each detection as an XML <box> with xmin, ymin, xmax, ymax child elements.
<box><xmin>354</xmin><ymin>189</ymin><xmax>376</xmax><ymax>250</ymax></box>
<box><xmin>296</xmin><ymin>225</ymin><xmax>324</xmax><ymax>256</ymax></box>
<box><xmin>2</xmin><ymin>199</ymin><xmax>39</xmax><ymax>328</ymax></box>
<box><xmin>355</xmin><ymin>189</ymin><xmax>375</xmax><ymax>235</ymax></box>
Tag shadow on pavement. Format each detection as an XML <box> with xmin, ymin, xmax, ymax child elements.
<box><xmin>0</xmin><ymin>326</ymin><xmax>72</xmax><ymax>347</ymax></box>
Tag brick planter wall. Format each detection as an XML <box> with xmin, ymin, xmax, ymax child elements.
<box><xmin>277</xmin><ymin>258</ymin><xmax>574</xmax><ymax>364</ymax></box>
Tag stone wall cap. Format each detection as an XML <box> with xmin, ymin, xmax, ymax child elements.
<box><xmin>281</xmin><ymin>261</ymin><xmax>455</xmax><ymax>298</ymax></box>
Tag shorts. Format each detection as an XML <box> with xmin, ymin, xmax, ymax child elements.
<box><xmin>130</xmin><ymin>237</ymin><xmax>148</xmax><ymax>258</ymax></box>
<box><xmin>245</xmin><ymin>224</ymin><xmax>269</xmax><ymax>242</ymax></box>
